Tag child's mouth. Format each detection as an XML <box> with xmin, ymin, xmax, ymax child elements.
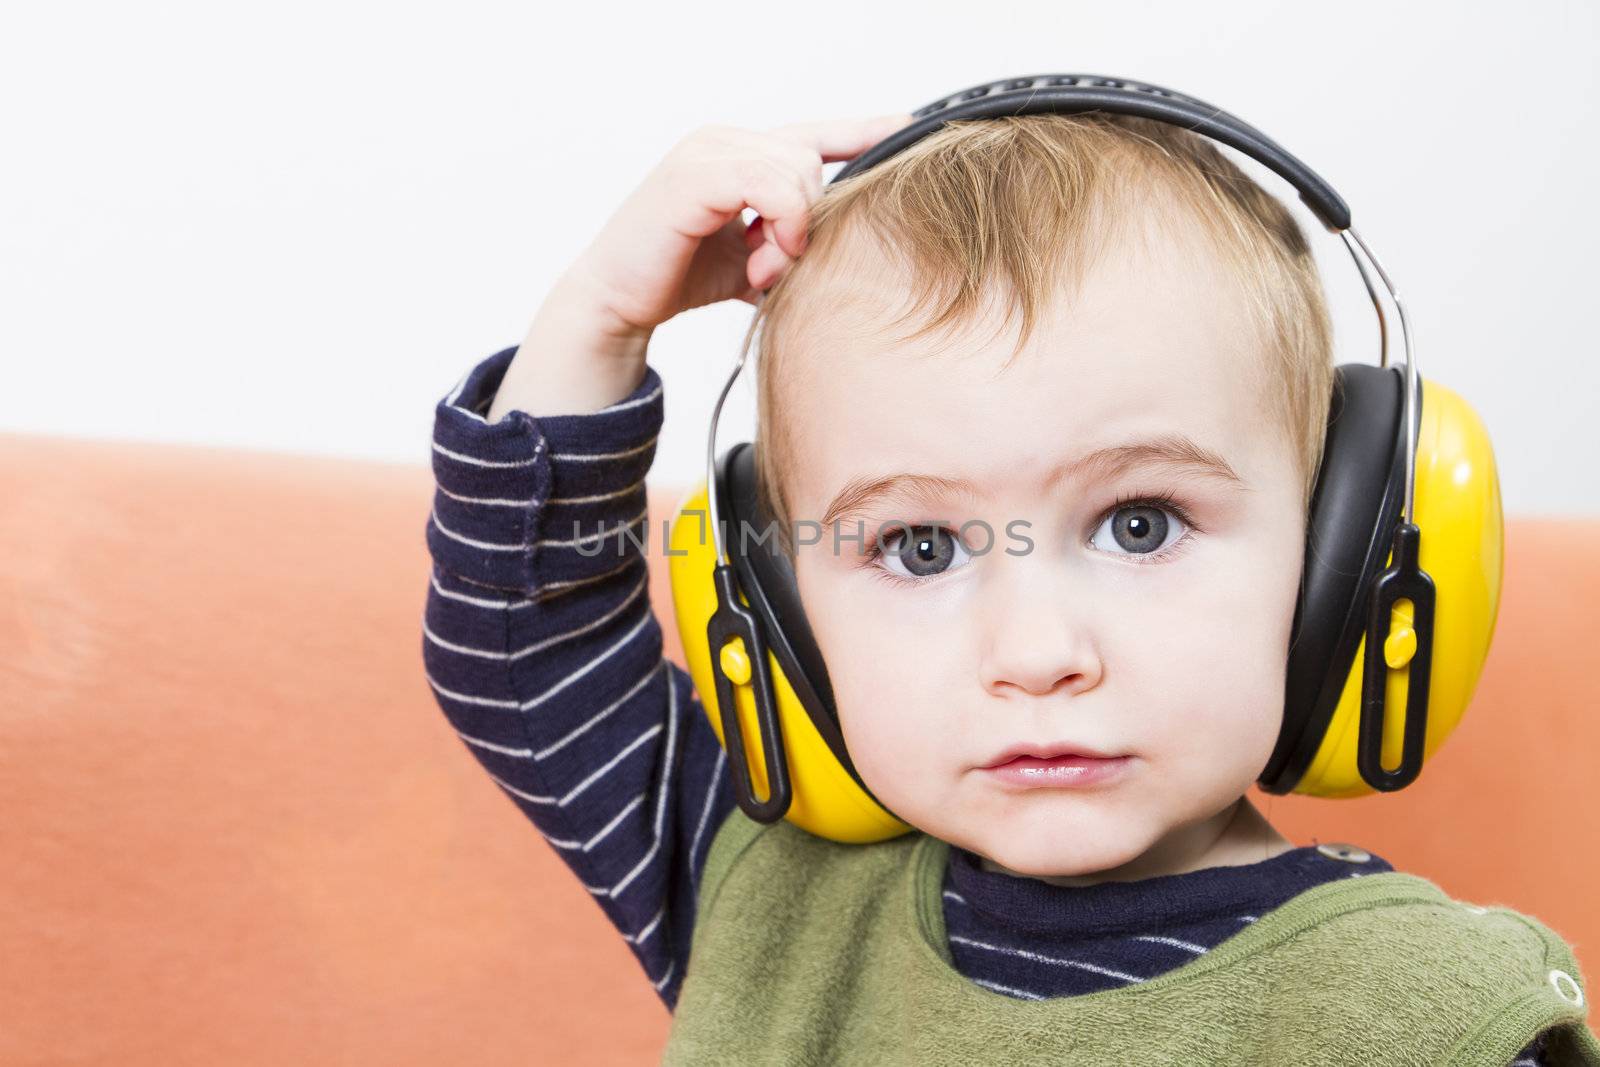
<box><xmin>982</xmin><ymin>754</ymin><xmax>1133</xmax><ymax>789</ymax></box>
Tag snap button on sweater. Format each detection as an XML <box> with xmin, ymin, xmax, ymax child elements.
<box><xmin>1316</xmin><ymin>842</ymin><xmax>1371</xmax><ymax>863</ymax></box>
<box><xmin>1551</xmin><ymin>969</ymin><xmax>1584</xmax><ymax>1006</ymax></box>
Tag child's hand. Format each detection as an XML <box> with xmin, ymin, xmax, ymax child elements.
<box><xmin>573</xmin><ymin>114</ymin><xmax>916</xmax><ymax>328</ymax></box>
<box><xmin>491</xmin><ymin>113</ymin><xmax>915</xmax><ymax>420</ymax></box>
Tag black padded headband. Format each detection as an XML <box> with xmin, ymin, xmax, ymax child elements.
<box><xmin>830</xmin><ymin>73</ymin><xmax>1352</xmax><ymax>232</ymax></box>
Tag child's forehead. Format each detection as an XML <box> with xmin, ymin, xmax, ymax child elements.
<box><xmin>775</xmin><ymin>237</ymin><xmax>1280</xmax><ymax>508</ymax></box>
<box><xmin>798</xmin><ymin>201</ymin><xmax>1247</xmax><ymax>342</ymax></box>
<box><xmin>790</xmin><ymin>229</ymin><xmax>1262</xmax><ymax>396</ymax></box>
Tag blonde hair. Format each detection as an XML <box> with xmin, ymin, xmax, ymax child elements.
<box><xmin>753</xmin><ymin>113</ymin><xmax>1335</xmax><ymax>557</ymax></box>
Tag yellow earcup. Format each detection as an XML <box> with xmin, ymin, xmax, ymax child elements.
<box><xmin>1293</xmin><ymin>376</ymin><xmax>1504</xmax><ymax>797</ymax></box>
<box><xmin>666</xmin><ymin>484</ymin><xmax>913</xmax><ymax>843</ymax></box>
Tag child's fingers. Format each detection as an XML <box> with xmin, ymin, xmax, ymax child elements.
<box><xmin>748</xmin><ymin>238</ymin><xmax>793</xmax><ymax>290</ymax></box>
<box><xmin>586</xmin><ymin>117</ymin><xmax>906</xmax><ymax>319</ymax></box>
<box><xmin>747</xmin><ymin>214</ymin><xmax>800</xmax><ymax>290</ymax></box>
<box><xmin>645</xmin><ymin>141</ymin><xmax>813</xmax><ymax>258</ymax></box>
<box><xmin>716</xmin><ymin>159</ymin><xmax>811</xmax><ymax>258</ymax></box>
<box><xmin>767</xmin><ymin>112</ymin><xmax>918</xmax><ymax>163</ymax></box>
<box><xmin>744</xmin><ymin>215</ymin><xmax>767</xmax><ymax>252</ymax></box>
<box><xmin>735</xmin><ymin>113</ymin><xmax>920</xmax><ymax>267</ymax></box>
<box><xmin>666</xmin><ymin>121</ymin><xmax>913</xmax><ymax>258</ymax></box>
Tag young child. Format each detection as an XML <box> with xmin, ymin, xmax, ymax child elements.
<box><xmin>422</xmin><ymin>108</ymin><xmax>1597</xmax><ymax>1064</ymax></box>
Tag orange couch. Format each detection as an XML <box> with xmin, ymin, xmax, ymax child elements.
<box><xmin>2</xmin><ymin>431</ymin><xmax>1594</xmax><ymax>1065</ymax></box>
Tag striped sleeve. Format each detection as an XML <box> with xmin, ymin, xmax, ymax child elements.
<box><xmin>421</xmin><ymin>345</ymin><xmax>737</xmax><ymax>1009</ymax></box>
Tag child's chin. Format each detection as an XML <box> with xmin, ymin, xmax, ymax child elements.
<box><xmin>970</xmin><ymin>838</ymin><xmax>1141</xmax><ymax>882</ymax></box>
<box><xmin>955</xmin><ymin>807</ymin><xmax>1147</xmax><ymax>880</ymax></box>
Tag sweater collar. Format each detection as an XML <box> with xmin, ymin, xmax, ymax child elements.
<box><xmin>944</xmin><ymin>838</ymin><xmax>1392</xmax><ymax>937</ymax></box>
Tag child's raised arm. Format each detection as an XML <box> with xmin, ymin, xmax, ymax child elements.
<box><xmin>420</xmin><ymin>113</ymin><xmax>912</xmax><ymax>1009</ymax></box>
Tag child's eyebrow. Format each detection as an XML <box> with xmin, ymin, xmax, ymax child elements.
<box><xmin>821</xmin><ymin>434</ymin><xmax>1246</xmax><ymax>529</ymax></box>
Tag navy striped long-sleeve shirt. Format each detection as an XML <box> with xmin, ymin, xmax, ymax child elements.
<box><xmin>420</xmin><ymin>344</ymin><xmax>1550</xmax><ymax>1065</ymax></box>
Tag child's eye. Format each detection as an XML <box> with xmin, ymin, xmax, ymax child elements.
<box><xmin>1088</xmin><ymin>494</ymin><xmax>1197</xmax><ymax>563</ymax></box>
<box><xmin>872</xmin><ymin>524</ymin><xmax>973</xmax><ymax>584</ymax></box>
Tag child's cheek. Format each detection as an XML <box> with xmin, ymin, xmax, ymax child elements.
<box><xmin>834</xmin><ymin>677</ymin><xmax>947</xmax><ymax>819</ymax></box>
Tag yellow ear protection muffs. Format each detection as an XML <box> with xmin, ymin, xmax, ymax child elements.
<box><xmin>666</xmin><ymin>74</ymin><xmax>1504</xmax><ymax>841</ymax></box>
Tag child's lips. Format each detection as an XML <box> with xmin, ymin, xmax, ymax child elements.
<box><xmin>982</xmin><ymin>754</ymin><xmax>1133</xmax><ymax>789</ymax></box>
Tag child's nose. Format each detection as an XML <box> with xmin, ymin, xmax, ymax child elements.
<box><xmin>975</xmin><ymin>570</ymin><xmax>1104</xmax><ymax>699</ymax></box>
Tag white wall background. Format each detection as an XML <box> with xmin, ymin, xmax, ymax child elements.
<box><xmin>3</xmin><ymin>0</ymin><xmax>1595</xmax><ymax>515</ymax></box>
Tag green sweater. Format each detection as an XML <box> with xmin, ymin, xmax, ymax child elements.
<box><xmin>661</xmin><ymin>810</ymin><xmax>1600</xmax><ymax>1066</ymax></box>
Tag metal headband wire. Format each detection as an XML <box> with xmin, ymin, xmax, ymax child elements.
<box><xmin>706</xmin><ymin>292</ymin><xmax>766</xmax><ymax>566</ymax></box>
<box><xmin>1340</xmin><ymin>226</ymin><xmax>1420</xmax><ymax>526</ymax></box>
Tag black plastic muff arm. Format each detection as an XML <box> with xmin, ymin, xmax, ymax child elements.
<box><xmin>706</xmin><ymin>563</ymin><xmax>793</xmax><ymax>822</ymax></box>
<box><xmin>1358</xmin><ymin>523</ymin><xmax>1437</xmax><ymax>791</ymax></box>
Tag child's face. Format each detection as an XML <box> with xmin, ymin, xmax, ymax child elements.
<box><xmin>782</xmin><ymin>216</ymin><xmax>1308</xmax><ymax>879</ymax></box>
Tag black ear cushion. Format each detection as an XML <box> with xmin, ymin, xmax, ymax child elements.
<box><xmin>714</xmin><ymin>442</ymin><xmax>878</xmax><ymax>797</ymax></box>
<box><xmin>1258</xmin><ymin>363</ymin><xmax>1416</xmax><ymax>793</ymax></box>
